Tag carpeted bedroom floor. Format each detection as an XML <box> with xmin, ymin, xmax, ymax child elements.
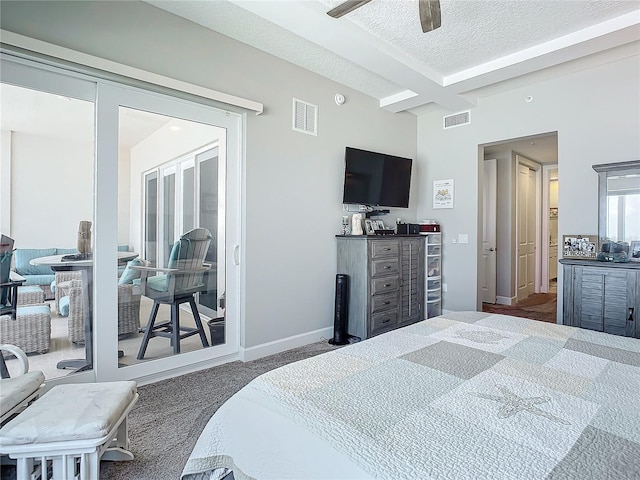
<box><xmin>0</xmin><ymin>340</ymin><xmax>340</xmax><ymax>480</ymax></box>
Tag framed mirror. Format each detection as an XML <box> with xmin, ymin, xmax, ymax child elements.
<box><xmin>593</xmin><ymin>160</ymin><xmax>640</xmax><ymax>247</ymax></box>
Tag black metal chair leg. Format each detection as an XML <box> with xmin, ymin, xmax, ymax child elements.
<box><xmin>172</xmin><ymin>302</ymin><xmax>180</xmax><ymax>355</ymax></box>
<box><xmin>189</xmin><ymin>296</ymin><xmax>210</xmax><ymax>348</ymax></box>
<box><xmin>137</xmin><ymin>302</ymin><xmax>160</xmax><ymax>360</ymax></box>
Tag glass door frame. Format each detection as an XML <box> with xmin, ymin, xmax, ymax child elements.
<box><xmin>1</xmin><ymin>53</ymin><xmax>244</xmax><ymax>385</ymax></box>
<box><xmin>97</xmin><ymin>82</ymin><xmax>242</xmax><ymax>383</ymax></box>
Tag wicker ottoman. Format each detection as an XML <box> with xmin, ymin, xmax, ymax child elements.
<box><xmin>0</xmin><ymin>304</ymin><xmax>52</xmax><ymax>354</ymax></box>
<box><xmin>17</xmin><ymin>285</ymin><xmax>45</xmax><ymax>306</ymax></box>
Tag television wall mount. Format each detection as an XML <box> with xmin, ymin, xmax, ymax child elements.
<box><xmin>365</xmin><ymin>209</ymin><xmax>390</xmax><ymax>218</ymax></box>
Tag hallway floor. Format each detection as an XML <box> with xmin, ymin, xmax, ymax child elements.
<box><xmin>482</xmin><ymin>291</ymin><xmax>558</xmax><ymax>323</ymax></box>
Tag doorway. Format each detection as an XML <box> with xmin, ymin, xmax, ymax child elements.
<box><xmin>478</xmin><ymin>132</ymin><xmax>559</xmax><ymax>323</ymax></box>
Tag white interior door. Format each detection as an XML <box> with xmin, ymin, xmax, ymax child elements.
<box><xmin>481</xmin><ymin>159</ymin><xmax>497</xmax><ymax>304</ymax></box>
<box><xmin>517</xmin><ymin>164</ymin><xmax>536</xmax><ymax>302</ymax></box>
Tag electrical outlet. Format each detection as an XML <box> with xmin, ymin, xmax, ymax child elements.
<box><xmin>442</xmin><ymin>284</ymin><xmax>448</xmax><ymax>292</ymax></box>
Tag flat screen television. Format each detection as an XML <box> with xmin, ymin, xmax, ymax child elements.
<box><xmin>342</xmin><ymin>147</ymin><xmax>412</xmax><ymax>208</ymax></box>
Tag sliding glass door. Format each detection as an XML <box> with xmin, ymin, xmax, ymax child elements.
<box><xmin>0</xmin><ymin>61</ymin><xmax>96</xmax><ymax>383</ymax></box>
<box><xmin>2</xmin><ymin>53</ymin><xmax>243</xmax><ymax>385</ymax></box>
<box><xmin>113</xmin><ymin>93</ymin><xmax>235</xmax><ymax>374</ymax></box>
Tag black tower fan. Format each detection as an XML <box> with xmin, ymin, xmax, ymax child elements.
<box><xmin>330</xmin><ymin>274</ymin><xmax>359</xmax><ymax>345</ymax></box>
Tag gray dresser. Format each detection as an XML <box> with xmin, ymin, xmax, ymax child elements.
<box><xmin>560</xmin><ymin>258</ymin><xmax>640</xmax><ymax>338</ymax></box>
<box><xmin>336</xmin><ymin>235</ymin><xmax>424</xmax><ymax>339</ymax></box>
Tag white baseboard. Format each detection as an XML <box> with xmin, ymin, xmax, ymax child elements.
<box><xmin>496</xmin><ymin>296</ymin><xmax>515</xmax><ymax>306</ymax></box>
<box><xmin>135</xmin><ymin>352</ymin><xmax>241</xmax><ymax>386</ymax></box>
<box><xmin>135</xmin><ymin>326</ymin><xmax>333</xmax><ymax>385</ymax></box>
<box><xmin>239</xmin><ymin>326</ymin><xmax>334</xmax><ymax>362</ymax></box>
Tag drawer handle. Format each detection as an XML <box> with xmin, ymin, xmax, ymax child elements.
<box><xmin>382</xmin><ymin>318</ymin><xmax>391</xmax><ymax>324</ymax></box>
<box><xmin>383</xmin><ymin>301</ymin><xmax>391</xmax><ymax>305</ymax></box>
<box><xmin>384</xmin><ymin>283</ymin><xmax>391</xmax><ymax>287</ymax></box>
<box><xmin>384</xmin><ymin>265</ymin><xmax>391</xmax><ymax>269</ymax></box>
<box><xmin>384</xmin><ymin>247</ymin><xmax>391</xmax><ymax>251</ymax></box>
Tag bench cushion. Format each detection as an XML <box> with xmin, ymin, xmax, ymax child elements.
<box><xmin>59</xmin><ymin>295</ymin><xmax>70</xmax><ymax>317</ymax></box>
<box><xmin>13</xmin><ymin>249</ymin><xmax>56</xmax><ymax>276</ymax></box>
<box><xmin>16</xmin><ymin>304</ymin><xmax>50</xmax><ymax>317</ymax></box>
<box><xmin>0</xmin><ymin>371</ymin><xmax>45</xmax><ymax>419</ymax></box>
<box><xmin>0</xmin><ymin>380</ymin><xmax>137</xmax><ymax>445</ymax></box>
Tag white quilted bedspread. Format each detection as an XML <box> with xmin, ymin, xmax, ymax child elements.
<box><xmin>182</xmin><ymin>312</ymin><xmax>640</xmax><ymax>480</ymax></box>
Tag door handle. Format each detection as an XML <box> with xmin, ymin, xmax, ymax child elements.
<box><xmin>489</xmin><ymin>247</ymin><xmax>495</xmax><ymax>252</ymax></box>
<box><xmin>233</xmin><ymin>245</ymin><xmax>240</xmax><ymax>265</ymax></box>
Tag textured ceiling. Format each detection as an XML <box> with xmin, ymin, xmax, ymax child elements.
<box><xmin>147</xmin><ymin>0</ymin><xmax>640</xmax><ymax>113</ymax></box>
<box><xmin>321</xmin><ymin>0</ymin><xmax>639</xmax><ymax>75</ymax></box>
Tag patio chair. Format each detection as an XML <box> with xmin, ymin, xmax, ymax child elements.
<box><xmin>53</xmin><ymin>270</ymin><xmax>82</xmax><ymax>315</ymax></box>
<box><xmin>0</xmin><ymin>235</ymin><xmax>21</xmax><ymax>320</ymax></box>
<box><xmin>0</xmin><ymin>344</ymin><xmax>45</xmax><ymax>425</ymax></box>
<box><xmin>133</xmin><ymin>228</ymin><xmax>212</xmax><ymax>359</ymax></box>
<box><xmin>65</xmin><ymin>280</ymin><xmax>142</xmax><ymax>344</ymax></box>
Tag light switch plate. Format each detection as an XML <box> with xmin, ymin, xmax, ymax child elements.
<box><xmin>458</xmin><ymin>234</ymin><xmax>469</xmax><ymax>244</ymax></box>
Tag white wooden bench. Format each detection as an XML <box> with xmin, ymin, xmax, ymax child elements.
<box><xmin>0</xmin><ymin>380</ymin><xmax>138</xmax><ymax>480</ymax></box>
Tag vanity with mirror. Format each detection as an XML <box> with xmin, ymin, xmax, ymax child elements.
<box><xmin>560</xmin><ymin>160</ymin><xmax>640</xmax><ymax>338</ymax></box>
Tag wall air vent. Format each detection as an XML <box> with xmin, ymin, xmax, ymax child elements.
<box><xmin>443</xmin><ymin>110</ymin><xmax>470</xmax><ymax>129</ymax></box>
<box><xmin>293</xmin><ymin>98</ymin><xmax>318</xmax><ymax>136</ymax></box>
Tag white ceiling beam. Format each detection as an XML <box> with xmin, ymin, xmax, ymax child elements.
<box><xmin>445</xmin><ymin>13</ymin><xmax>640</xmax><ymax>99</ymax></box>
<box><xmin>380</xmin><ymin>89</ymin><xmax>475</xmax><ymax>113</ymax></box>
<box><xmin>445</xmin><ymin>11</ymin><xmax>640</xmax><ymax>88</ymax></box>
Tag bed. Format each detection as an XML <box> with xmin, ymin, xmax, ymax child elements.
<box><xmin>181</xmin><ymin>311</ymin><xmax>640</xmax><ymax>480</ymax></box>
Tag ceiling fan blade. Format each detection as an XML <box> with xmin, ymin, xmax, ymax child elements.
<box><xmin>419</xmin><ymin>0</ymin><xmax>441</xmax><ymax>33</ymax></box>
<box><xmin>327</xmin><ymin>0</ymin><xmax>373</xmax><ymax>18</ymax></box>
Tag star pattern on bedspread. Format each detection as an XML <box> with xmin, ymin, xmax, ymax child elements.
<box><xmin>471</xmin><ymin>386</ymin><xmax>571</xmax><ymax>425</ymax></box>
<box><xmin>455</xmin><ymin>329</ymin><xmax>510</xmax><ymax>344</ymax></box>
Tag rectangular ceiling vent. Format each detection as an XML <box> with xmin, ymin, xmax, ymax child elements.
<box><xmin>443</xmin><ymin>110</ymin><xmax>471</xmax><ymax>129</ymax></box>
<box><xmin>293</xmin><ymin>98</ymin><xmax>318</xmax><ymax>136</ymax></box>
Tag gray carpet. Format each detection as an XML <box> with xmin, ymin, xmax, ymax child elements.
<box><xmin>0</xmin><ymin>340</ymin><xmax>340</xmax><ymax>480</ymax></box>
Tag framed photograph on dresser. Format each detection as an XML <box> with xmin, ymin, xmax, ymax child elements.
<box><xmin>562</xmin><ymin>234</ymin><xmax>597</xmax><ymax>259</ymax></box>
<box><xmin>364</xmin><ymin>219</ymin><xmax>376</xmax><ymax>235</ymax></box>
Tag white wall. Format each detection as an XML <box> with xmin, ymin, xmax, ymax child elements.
<box><xmin>417</xmin><ymin>50</ymin><xmax>640</xmax><ymax>318</ymax></box>
<box><xmin>0</xmin><ymin>1</ymin><xmax>417</xmax><ymax>351</ymax></box>
<box><xmin>8</xmin><ymin>131</ymin><xmax>93</xmax><ymax>248</ymax></box>
<box><xmin>0</xmin><ymin>130</ymin><xmax>11</xmax><ymax>234</ymax></box>
<box><xmin>118</xmin><ymin>146</ymin><xmax>131</xmax><ymax>247</ymax></box>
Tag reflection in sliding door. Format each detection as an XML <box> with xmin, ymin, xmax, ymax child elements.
<box><xmin>144</xmin><ymin>172</ymin><xmax>158</xmax><ymax>267</ymax></box>
<box><xmin>120</xmin><ymin>105</ymin><xmax>227</xmax><ymax>366</ymax></box>
<box><xmin>198</xmin><ymin>148</ymin><xmax>224</xmax><ymax>319</ymax></box>
<box><xmin>162</xmin><ymin>168</ymin><xmax>176</xmax><ymax>263</ymax></box>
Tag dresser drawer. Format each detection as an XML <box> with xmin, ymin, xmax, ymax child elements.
<box><xmin>370</xmin><ymin>241</ymin><xmax>399</xmax><ymax>259</ymax></box>
<box><xmin>370</xmin><ymin>310</ymin><xmax>398</xmax><ymax>335</ymax></box>
<box><xmin>371</xmin><ymin>258</ymin><xmax>399</xmax><ymax>277</ymax></box>
<box><xmin>371</xmin><ymin>292</ymin><xmax>398</xmax><ymax>314</ymax></box>
<box><xmin>371</xmin><ymin>276</ymin><xmax>399</xmax><ymax>295</ymax></box>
